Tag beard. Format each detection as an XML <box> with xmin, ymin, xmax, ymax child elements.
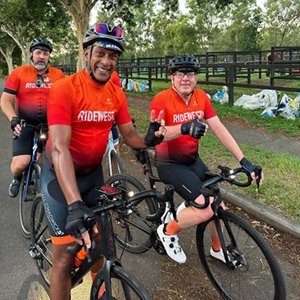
<box><xmin>33</xmin><ymin>61</ymin><xmax>48</xmax><ymax>71</ymax></box>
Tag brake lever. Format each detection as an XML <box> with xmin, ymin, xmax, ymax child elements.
<box><xmin>255</xmin><ymin>167</ymin><xmax>262</xmax><ymax>196</ymax></box>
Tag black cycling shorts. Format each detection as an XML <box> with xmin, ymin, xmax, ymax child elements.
<box><xmin>41</xmin><ymin>155</ymin><xmax>104</xmax><ymax>237</ymax></box>
<box><xmin>157</xmin><ymin>156</ymin><xmax>210</xmax><ymax>203</ymax></box>
<box><xmin>12</xmin><ymin>126</ymin><xmax>35</xmax><ymax>156</ymax></box>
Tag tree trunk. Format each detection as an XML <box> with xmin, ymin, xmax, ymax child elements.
<box><xmin>58</xmin><ymin>0</ymin><xmax>98</xmax><ymax>71</ymax></box>
<box><xmin>0</xmin><ymin>44</ymin><xmax>16</xmax><ymax>74</ymax></box>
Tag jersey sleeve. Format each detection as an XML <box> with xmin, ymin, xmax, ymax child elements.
<box><xmin>114</xmin><ymin>90</ymin><xmax>132</xmax><ymax>125</ymax></box>
<box><xmin>202</xmin><ymin>91</ymin><xmax>217</xmax><ymax>120</ymax></box>
<box><xmin>47</xmin><ymin>79</ymin><xmax>73</xmax><ymax>126</ymax></box>
<box><xmin>150</xmin><ymin>91</ymin><xmax>167</xmax><ymax>119</ymax></box>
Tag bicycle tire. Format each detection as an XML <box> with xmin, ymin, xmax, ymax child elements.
<box><xmin>90</xmin><ymin>264</ymin><xmax>152</xmax><ymax>300</ymax></box>
<box><xmin>19</xmin><ymin>162</ymin><xmax>40</xmax><ymax>238</ymax></box>
<box><xmin>105</xmin><ymin>174</ymin><xmax>157</xmax><ymax>254</ymax></box>
<box><xmin>30</xmin><ymin>194</ymin><xmax>52</xmax><ymax>288</ymax></box>
<box><xmin>196</xmin><ymin>209</ymin><xmax>286</xmax><ymax>300</ymax></box>
<box><xmin>109</xmin><ymin>149</ymin><xmax>125</xmax><ymax>176</ymax></box>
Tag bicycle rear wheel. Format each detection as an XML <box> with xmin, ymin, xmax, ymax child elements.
<box><xmin>105</xmin><ymin>174</ymin><xmax>157</xmax><ymax>254</ymax></box>
<box><xmin>109</xmin><ymin>149</ymin><xmax>125</xmax><ymax>176</ymax></box>
<box><xmin>90</xmin><ymin>264</ymin><xmax>151</xmax><ymax>300</ymax></box>
<box><xmin>197</xmin><ymin>210</ymin><xmax>286</xmax><ymax>300</ymax></box>
<box><xmin>19</xmin><ymin>162</ymin><xmax>40</xmax><ymax>238</ymax></box>
<box><xmin>30</xmin><ymin>194</ymin><xmax>52</xmax><ymax>288</ymax></box>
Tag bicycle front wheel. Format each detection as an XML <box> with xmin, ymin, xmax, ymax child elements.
<box><xmin>19</xmin><ymin>162</ymin><xmax>40</xmax><ymax>238</ymax></box>
<box><xmin>197</xmin><ymin>210</ymin><xmax>286</xmax><ymax>300</ymax></box>
<box><xmin>90</xmin><ymin>264</ymin><xmax>152</xmax><ymax>300</ymax></box>
<box><xmin>30</xmin><ymin>194</ymin><xmax>52</xmax><ymax>288</ymax></box>
<box><xmin>105</xmin><ymin>174</ymin><xmax>157</xmax><ymax>254</ymax></box>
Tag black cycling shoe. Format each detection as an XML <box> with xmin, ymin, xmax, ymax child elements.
<box><xmin>8</xmin><ymin>178</ymin><xmax>22</xmax><ymax>198</ymax></box>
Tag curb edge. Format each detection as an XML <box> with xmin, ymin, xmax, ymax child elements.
<box><xmin>221</xmin><ymin>187</ymin><xmax>300</xmax><ymax>239</ymax></box>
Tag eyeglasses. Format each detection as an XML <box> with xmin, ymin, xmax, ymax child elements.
<box><xmin>173</xmin><ymin>71</ymin><xmax>197</xmax><ymax>79</ymax></box>
<box><xmin>95</xmin><ymin>23</ymin><xmax>123</xmax><ymax>38</ymax></box>
<box><xmin>36</xmin><ymin>74</ymin><xmax>43</xmax><ymax>87</ymax></box>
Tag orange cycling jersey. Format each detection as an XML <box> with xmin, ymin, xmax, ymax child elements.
<box><xmin>46</xmin><ymin>69</ymin><xmax>132</xmax><ymax>174</ymax></box>
<box><xmin>150</xmin><ymin>87</ymin><xmax>217</xmax><ymax>165</ymax></box>
<box><xmin>110</xmin><ymin>71</ymin><xmax>121</xmax><ymax>87</ymax></box>
<box><xmin>4</xmin><ymin>65</ymin><xmax>64</xmax><ymax>125</ymax></box>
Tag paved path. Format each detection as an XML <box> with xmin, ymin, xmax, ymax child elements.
<box><xmin>222</xmin><ymin>120</ymin><xmax>300</xmax><ymax>158</ymax></box>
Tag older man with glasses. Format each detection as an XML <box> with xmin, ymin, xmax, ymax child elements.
<box><xmin>149</xmin><ymin>54</ymin><xmax>264</xmax><ymax>264</ymax></box>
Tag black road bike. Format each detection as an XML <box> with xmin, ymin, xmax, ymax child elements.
<box><xmin>16</xmin><ymin>121</ymin><xmax>48</xmax><ymax>238</ymax></box>
<box><xmin>28</xmin><ymin>182</ymin><xmax>172</xmax><ymax>299</ymax></box>
<box><xmin>104</xmin><ymin>149</ymin><xmax>286</xmax><ymax>300</ymax></box>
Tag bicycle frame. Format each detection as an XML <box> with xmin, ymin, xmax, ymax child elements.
<box><xmin>106</xmin><ymin>132</ymin><xmax>117</xmax><ymax>176</ymax></box>
<box><xmin>70</xmin><ymin>198</ymin><xmax>120</xmax><ymax>288</ymax></box>
<box><xmin>23</xmin><ymin>133</ymin><xmax>39</xmax><ymax>202</ymax></box>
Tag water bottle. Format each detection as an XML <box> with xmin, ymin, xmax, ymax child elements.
<box><xmin>74</xmin><ymin>246</ymin><xmax>87</xmax><ymax>268</ymax></box>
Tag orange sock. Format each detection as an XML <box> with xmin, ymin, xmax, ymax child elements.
<box><xmin>165</xmin><ymin>220</ymin><xmax>181</xmax><ymax>235</ymax></box>
<box><xmin>90</xmin><ymin>271</ymin><xmax>97</xmax><ymax>281</ymax></box>
<box><xmin>211</xmin><ymin>235</ymin><xmax>221</xmax><ymax>252</ymax></box>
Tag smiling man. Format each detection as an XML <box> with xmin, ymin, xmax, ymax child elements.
<box><xmin>0</xmin><ymin>37</ymin><xmax>64</xmax><ymax>198</ymax></box>
<box><xmin>42</xmin><ymin>23</ymin><xmax>165</xmax><ymax>300</ymax></box>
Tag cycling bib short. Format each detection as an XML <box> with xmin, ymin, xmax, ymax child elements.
<box><xmin>12</xmin><ymin>126</ymin><xmax>35</xmax><ymax>156</ymax></box>
<box><xmin>157</xmin><ymin>156</ymin><xmax>210</xmax><ymax>203</ymax></box>
<box><xmin>41</xmin><ymin>155</ymin><xmax>104</xmax><ymax>238</ymax></box>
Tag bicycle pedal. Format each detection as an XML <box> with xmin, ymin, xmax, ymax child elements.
<box><xmin>29</xmin><ymin>246</ymin><xmax>41</xmax><ymax>259</ymax></box>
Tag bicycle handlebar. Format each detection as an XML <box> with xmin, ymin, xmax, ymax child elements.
<box><xmin>188</xmin><ymin>165</ymin><xmax>253</xmax><ymax>209</ymax></box>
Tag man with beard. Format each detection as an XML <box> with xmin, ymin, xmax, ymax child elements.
<box><xmin>0</xmin><ymin>37</ymin><xmax>64</xmax><ymax>197</ymax></box>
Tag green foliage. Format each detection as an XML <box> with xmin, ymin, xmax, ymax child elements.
<box><xmin>259</xmin><ymin>0</ymin><xmax>300</xmax><ymax>48</ymax></box>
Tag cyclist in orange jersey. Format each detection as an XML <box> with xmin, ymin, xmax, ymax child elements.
<box><xmin>149</xmin><ymin>54</ymin><xmax>264</xmax><ymax>264</ymax></box>
<box><xmin>42</xmin><ymin>23</ymin><xmax>164</xmax><ymax>300</ymax></box>
<box><xmin>0</xmin><ymin>37</ymin><xmax>64</xmax><ymax>198</ymax></box>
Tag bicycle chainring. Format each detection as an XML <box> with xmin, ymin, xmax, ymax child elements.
<box><xmin>150</xmin><ymin>225</ymin><xmax>167</xmax><ymax>255</ymax></box>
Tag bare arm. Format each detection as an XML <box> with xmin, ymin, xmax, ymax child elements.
<box><xmin>50</xmin><ymin>124</ymin><xmax>81</xmax><ymax>204</ymax></box>
<box><xmin>206</xmin><ymin>116</ymin><xmax>244</xmax><ymax>162</ymax></box>
<box><xmin>0</xmin><ymin>92</ymin><xmax>17</xmax><ymax>121</ymax></box>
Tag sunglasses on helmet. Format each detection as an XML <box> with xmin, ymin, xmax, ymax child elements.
<box><xmin>95</xmin><ymin>23</ymin><xmax>123</xmax><ymax>38</ymax></box>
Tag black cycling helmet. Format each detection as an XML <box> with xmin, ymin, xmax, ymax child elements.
<box><xmin>30</xmin><ymin>37</ymin><xmax>52</xmax><ymax>53</ymax></box>
<box><xmin>168</xmin><ymin>54</ymin><xmax>200</xmax><ymax>74</ymax></box>
<box><xmin>83</xmin><ymin>23</ymin><xmax>125</xmax><ymax>53</ymax></box>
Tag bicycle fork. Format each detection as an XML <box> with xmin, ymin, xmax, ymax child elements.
<box><xmin>214</xmin><ymin>213</ymin><xmax>248</xmax><ymax>269</ymax></box>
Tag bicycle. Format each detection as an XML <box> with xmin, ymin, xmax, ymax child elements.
<box><xmin>103</xmin><ymin>127</ymin><xmax>125</xmax><ymax>177</ymax></box>
<box><xmin>16</xmin><ymin>120</ymin><xmax>48</xmax><ymax>238</ymax></box>
<box><xmin>28</xmin><ymin>180</ymin><xmax>166</xmax><ymax>299</ymax></box>
<box><xmin>105</xmin><ymin>148</ymin><xmax>286</xmax><ymax>300</ymax></box>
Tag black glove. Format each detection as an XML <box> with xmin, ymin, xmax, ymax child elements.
<box><xmin>65</xmin><ymin>201</ymin><xmax>96</xmax><ymax>238</ymax></box>
<box><xmin>10</xmin><ymin>116</ymin><xmax>23</xmax><ymax>131</ymax></box>
<box><xmin>144</xmin><ymin>121</ymin><xmax>164</xmax><ymax>147</ymax></box>
<box><xmin>181</xmin><ymin>118</ymin><xmax>206</xmax><ymax>139</ymax></box>
<box><xmin>240</xmin><ymin>157</ymin><xmax>262</xmax><ymax>176</ymax></box>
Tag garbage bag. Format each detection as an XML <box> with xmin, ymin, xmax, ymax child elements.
<box><xmin>235</xmin><ymin>90</ymin><xmax>278</xmax><ymax>110</ymax></box>
<box><xmin>213</xmin><ymin>86</ymin><xmax>228</xmax><ymax>104</ymax></box>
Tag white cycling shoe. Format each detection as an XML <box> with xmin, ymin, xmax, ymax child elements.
<box><xmin>157</xmin><ymin>224</ymin><xmax>187</xmax><ymax>264</ymax></box>
<box><xmin>210</xmin><ymin>247</ymin><xmax>227</xmax><ymax>263</ymax></box>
